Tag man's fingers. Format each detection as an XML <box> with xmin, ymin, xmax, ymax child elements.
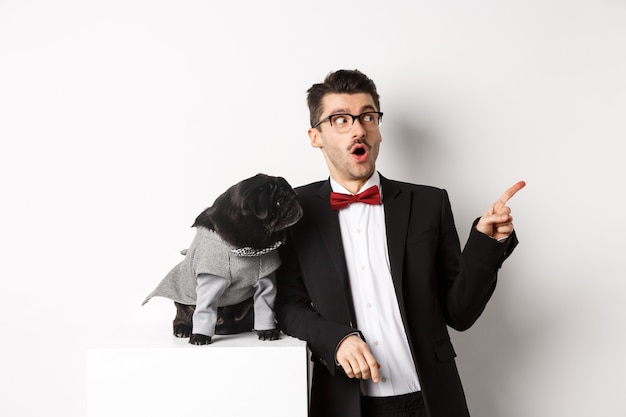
<box><xmin>355</xmin><ymin>356</ymin><xmax>370</xmax><ymax>379</ymax></box>
<box><xmin>370</xmin><ymin>360</ymin><xmax>380</xmax><ymax>383</ymax></box>
<box><xmin>336</xmin><ymin>334</ymin><xmax>380</xmax><ymax>382</ymax></box>
<box><xmin>347</xmin><ymin>361</ymin><xmax>361</xmax><ymax>378</ymax></box>
<box><xmin>339</xmin><ymin>355</ymin><xmax>380</xmax><ymax>382</ymax></box>
<box><xmin>492</xmin><ymin>181</ymin><xmax>526</xmax><ymax>213</ymax></box>
<box><xmin>477</xmin><ymin>181</ymin><xmax>524</xmax><ymax>237</ymax></box>
<box><xmin>338</xmin><ymin>357</ymin><xmax>357</xmax><ymax>378</ymax></box>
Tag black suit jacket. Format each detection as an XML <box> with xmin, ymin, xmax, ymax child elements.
<box><xmin>275</xmin><ymin>175</ymin><xmax>517</xmax><ymax>417</ymax></box>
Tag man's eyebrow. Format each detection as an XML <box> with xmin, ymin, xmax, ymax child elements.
<box><xmin>326</xmin><ymin>107</ymin><xmax>348</xmax><ymax>115</ymax></box>
<box><xmin>359</xmin><ymin>105</ymin><xmax>377</xmax><ymax>113</ymax></box>
<box><xmin>327</xmin><ymin>105</ymin><xmax>377</xmax><ymax>115</ymax></box>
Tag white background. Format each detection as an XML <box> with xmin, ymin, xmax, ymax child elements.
<box><xmin>1</xmin><ymin>1</ymin><xmax>625</xmax><ymax>416</ymax></box>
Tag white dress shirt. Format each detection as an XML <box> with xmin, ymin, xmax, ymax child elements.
<box><xmin>330</xmin><ymin>172</ymin><xmax>421</xmax><ymax>397</ymax></box>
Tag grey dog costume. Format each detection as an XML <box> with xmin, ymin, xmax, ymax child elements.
<box><xmin>142</xmin><ymin>226</ymin><xmax>281</xmax><ymax>336</ymax></box>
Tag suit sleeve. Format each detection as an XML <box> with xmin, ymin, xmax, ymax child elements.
<box><xmin>275</xmin><ymin>237</ymin><xmax>356</xmax><ymax>375</ymax></box>
<box><xmin>437</xmin><ymin>190</ymin><xmax>518</xmax><ymax>331</ymax></box>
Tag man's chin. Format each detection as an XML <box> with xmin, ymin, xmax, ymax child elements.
<box><xmin>349</xmin><ymin>165</ymin><xmax>376</xmax><ymax>181</ymax></box>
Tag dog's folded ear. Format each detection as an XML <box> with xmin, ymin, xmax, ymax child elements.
<box><xmin>241</xmin><ymin>177</ymin><xmax>277</xmax><ymax>220</ymax></box>
<box><xmin>242</xmin><ymin>191</ymin><xmax>269</xmax><ymax>220</ymax></box>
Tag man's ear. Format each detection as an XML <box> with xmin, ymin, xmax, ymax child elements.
<box><xmin>308</xmin><ymin>127</ymin><xmax>323</xmax><ymax>149</ymax></box>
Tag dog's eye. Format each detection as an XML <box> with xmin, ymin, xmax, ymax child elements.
<box><xmin>275</xmin><ymin>199</ymin><xmax>284</xmax><ymax>207</ymax></box>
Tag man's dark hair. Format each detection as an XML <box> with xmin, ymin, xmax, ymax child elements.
<box><xmin>306</xmin><ymin>69</ymin><xmax>381</xmax><ymax>128</ymax></box>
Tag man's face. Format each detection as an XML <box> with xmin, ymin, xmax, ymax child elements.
<box><xmin>308</xmin><ymin>93</ymin><xmax>382</xmax><ymax>193</ymax></box>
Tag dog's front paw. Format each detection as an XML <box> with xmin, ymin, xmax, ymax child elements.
<box><xmin>173</xmin><ymin>324</ymin><xmax>192</xmax><ymax>338</ymax></box>
<box><xmin>189</xmin><ymin>334</ymin><xmax>212</xmax><ymax>345</ymax></box>
<box><xmin>257</xmin><ymin>329</ymin><xmax>280</xmax><ymax>341</ymax></box>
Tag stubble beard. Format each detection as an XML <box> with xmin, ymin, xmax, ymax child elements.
<box><xmin>323</xmin><ymin>136</ymin><xmax>380</xmax><ymax>187</ymax></box>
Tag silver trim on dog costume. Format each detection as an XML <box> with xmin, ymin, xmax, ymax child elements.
<box><xmin>230</xmin><ymin>240</ymin><xmax>284</xmax><ymax>257</ymax></box>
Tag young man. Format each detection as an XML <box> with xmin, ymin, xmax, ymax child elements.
<box><xmin>275</xmin><ymin>69</ymin><xmax>525</xmax><ymax>417</ymax></box>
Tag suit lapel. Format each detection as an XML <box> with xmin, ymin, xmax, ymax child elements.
<box><xmin>313</xmin><ymin>181</ymin><xmax>349</xmax><ymax>277</ymax></box>
<box><xmin>310</xmin><ymin>181</ymin><xmax>356</xmax><ymax>323</ymax></box>
<box><xmin>381</xmin><ymin>176</ymin><xmax>411</xmax><ymax>314</ymax></box>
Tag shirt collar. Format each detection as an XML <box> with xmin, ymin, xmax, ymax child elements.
<box><xmin>329</xmin><ymin>171</ymin><xmax>381</xmax><ymax>198</ymax></box>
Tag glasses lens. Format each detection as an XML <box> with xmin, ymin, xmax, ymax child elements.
<box><xmin>359</xmin><ymin>112</ymin><xmax>380</xmax><ymax>126</ymax></box>
<box><xmin>328</xmin><ymin>114</ymin><xmax>350</xmax><ymax>132</ymax></box>
<box><xmin>330</xmin><ymin>114</ymin><xmax>350</xmax><ymax>126</ymax></box>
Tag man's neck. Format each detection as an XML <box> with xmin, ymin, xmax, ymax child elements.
<box><xmin>330</xmin><ymin>172</ymin><xmax>380</xmax><ymax>195</ymax></box>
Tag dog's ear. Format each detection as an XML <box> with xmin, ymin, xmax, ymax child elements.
<box><xmin>192</xmin><ymin>208</ymin><xmax>214</xmax><ymax>229</ymax></box>
<box><xmin>242</xmin><ymin>186</ymin><xmax>270</xmax><ymax>220</ymax></box>
<box><xmin>241</xmin><ymin>175</ymin><xmax>277</xmax><ymax>220</ymax></box>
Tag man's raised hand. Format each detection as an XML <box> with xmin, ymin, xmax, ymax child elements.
<box><xmin>475</xmin><ymin>181</ymin><xmax>526</xmax><ymax>241</ymax></box>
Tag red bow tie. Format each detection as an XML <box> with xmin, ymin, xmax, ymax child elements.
<box><xmin>330</xmin><ymin>185</ymin><xmax>381</xmax><ymax>210</ymax></box>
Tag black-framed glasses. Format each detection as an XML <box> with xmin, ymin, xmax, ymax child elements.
<box><xmin>313</xmin><ymin>111</ymin><xmax>383</xmax><ymax>132</ymax></box>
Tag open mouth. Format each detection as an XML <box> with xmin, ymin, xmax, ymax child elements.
<box><xmin>351</xmin><ymin>143</ymin><xmax>369</xmax><ymax>161</ymax></box>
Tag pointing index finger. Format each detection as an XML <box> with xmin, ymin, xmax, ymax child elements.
<box><xmin>493</xmin><ymin>181</ymin><xmax>526</xmax><ymax>213</ymax></box>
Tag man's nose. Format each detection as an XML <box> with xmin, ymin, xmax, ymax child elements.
<box><xmin>350</xmin><ymin>118</ymin><xmax>367</xmax><ymax>137</ymax></box>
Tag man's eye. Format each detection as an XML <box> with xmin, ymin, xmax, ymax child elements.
<box><xmin>332</xmin><ymin>115</ymin><xmax>349</xmax><ymax>125</ymax></box>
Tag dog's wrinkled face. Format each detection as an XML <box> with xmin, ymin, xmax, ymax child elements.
<box><xmin>240</xmin><ymin>175</ymin><xmax>303</xmax><ymax>234</ymax></box>
<box><xmin>194</xmin><ymin>173</ymin><xmax>302</xmax><ymax>249</ymax></box>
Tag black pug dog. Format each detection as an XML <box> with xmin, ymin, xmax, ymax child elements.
<box><xmin>143</xmin><ymin>174</ymin><xmax>303</xmax><ymax>345</ymax></box>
